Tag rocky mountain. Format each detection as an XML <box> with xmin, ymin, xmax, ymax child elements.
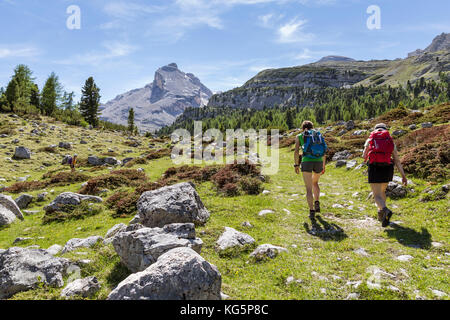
<box><xmin>408</xmin><ymin>32</ymin><xmax>450</xmax><ymax>57</ymax></box>
<box><xmin>208</xmin><ymin>33</ymin><xmax>450</xmax><ymax>110</ymax></box>
<box><xmin>316</xmin><ymin>55</ymin><xmax>355</xmax><ymax>63</ymax></box>
<box><xmin>100</xmin><ymin>63</ymin><xmax>213</xmax><ymax>132</ymax></box>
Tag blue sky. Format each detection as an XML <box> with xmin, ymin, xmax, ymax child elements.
<box><xmin>0</xmin><ymin>0</ymin><xmax>449</xmax><ymax>103</ymax></box>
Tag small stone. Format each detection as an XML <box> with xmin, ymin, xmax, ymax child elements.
<box><xmin>397</xmin><ymin>255</ymin><xmax>413</xmax><ymax>262</ymax></box>
<box><xmin>431</xmin><ymin>289</ymin><xmax>447</xmax><ymax>298</ymax></box>
<box><xmin>346</xmin><ymin>293</ymin><xmax>360</xmax><ymax>300</ymax></box>
<box><xmin>258</xmin><ymin>209</ymin><xmax>274</xmax><ymax>216</ymax></box>
<box><xmin>354</xmin><ymin>248</ymin><xmax>370</xmax><ymax>256</ymax></box>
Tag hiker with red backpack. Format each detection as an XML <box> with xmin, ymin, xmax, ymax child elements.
<box><xmin>363</xmin><ymin>123</ymin><xmax>407</xmax><ymax>227</ymax></box>
<box><xmin>294</xmin><ymin>121</ymin><xmax>328</xmax><ymax>219</ymax></box>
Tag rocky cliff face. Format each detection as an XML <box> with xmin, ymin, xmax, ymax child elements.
<box><xmin>408</xmin><ymin>32</ymin><xmax>450</xmax><ymax>57</ymax></box>
<box><xmin>208</xmin><ymin>33</ymin><xmax>449</xmax><ymax>110</ymax></box>
<box><xmin>208</xmin><ymin>65</ymin><xmax>370</xmax><ymax>109</ymax></box>
<box><xmin>100</xmin><ymin>63</ymin><xmax>213</xmax><ymax>132</ymax></box>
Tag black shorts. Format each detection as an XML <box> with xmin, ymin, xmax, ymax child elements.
<box><xmin>301</xmin><ymin>161</ymin><xmax>324</xmax><ymax>174</ymax></box>
<box><xmin>368</xmin><ymin>163</ymin><xmax>394</xmax><ymax>183</ymax></box>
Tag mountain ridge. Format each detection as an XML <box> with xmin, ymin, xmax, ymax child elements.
<box><xmin>100</xmin><ymin>63</ymin><xmax>213</xmax><ymax>132</ymax></box>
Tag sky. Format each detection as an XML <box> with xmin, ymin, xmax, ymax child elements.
<box><xmin>0</xmin><ymin>0</ymin><xmax>449</xmax><ymax>103</ymax></box>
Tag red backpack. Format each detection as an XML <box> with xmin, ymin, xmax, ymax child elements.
<box><xmin>367</xmin><ymin>129</ymin><xmax>394</xmax><ymax>164</ymax></box>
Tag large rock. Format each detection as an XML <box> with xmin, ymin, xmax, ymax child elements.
<box><xmin>0</xmin><ymin>247</ymin><xmax>70</xmax><ymax>299</ymax></box>
<box><xmin>0</xmin><ymin>194</ymin><xmax>24</xmax><ymax>225</ymax></box>
<box><xmin>44</xmin><ymin>192</ymin><xmax>102</xmax><ymax>213</ymax></box>
<box><xmin>386</xmin><ymin>182</ymin><xmax>407</xmax><ymax>199</ymax></box>
<box><xmin>15</xmin><ymin>194</ymin><xmax>33</xmax><ymax>209</ymax></box>
<box><xmin>132</xmin><ymin>182</ymin><xmax>210</xmax><ymax>228</ymax></box>
<box><xmin>112</xmin><ymin>223</ymin><xmax>203</xmax><ymax>273</ymax></box>
<box><xmin>88</xmin><ymin>156</ymin><xmax>104</xmax><ymax>166</ymax></box>
<box><xmin>0</xmin><ymin>207</ymin><xmax>17</xmax><ymax>226</ymax></box>
<box><xmin>216</xmin><ymin>227</ymin><xmax>255</xmax><ymax>254</ymax></box>
<box><xmin>335</xmin><ymin>160</ymin><xmax>347</xmax><ymax>168</ymax></box>
<box><xmin>103</xmin><ymin>223</ymin><xmax>127</xmax><ymax>245</ymax></box>
<box><xmin>250</xmin><ymin>244</ymin><xmax>287</xmax><ymax>261</ymax></box>
<box><xmin>13</xmin><ymin>146</ymin><xmax>31</xmax><ymax>160</ymax></box>
<box><xmin>104</xmin><ymin>157</ymin><xmax>121</xmax><ymax>166</ymax></box>
<box><xmin>332</xmin><ymin>150</ymin><xmax>352</xmax><ymax>161</ymax></box>
<box><xmin>62</xmin><ymin>236</ymin><xmax>103</xmax><ymax>253</ymax></box>
<box><xmin>107</xmin><ymin>247</ymin><xmax>221</xmax><ymax>300</ymax></box>
<box><xmin>60</xmin><ymin>276</ymin><xmax>100</xmax><ymax>298</ymax></box>
<box><xmin>345</xmin><ymin>120</ymin><xmax>355</xmax><ymax>130</ymax></box>
<box><xmin>58</xmin><ymin>142</ymin><xmax>72</xmax><ymax>150</ymax></box>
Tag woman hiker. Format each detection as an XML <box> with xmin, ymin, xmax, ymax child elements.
<box><xmin>362</xmin><ymin>123</ymin><xmax>408</xmax><ymax>227</ymax></box>
<box><xmin>294</xmin><ymin>121</ymin><xmax>328</xmax><ymax>219</ymax></box>
<box><xmin>68</xmin><ymin>154</ymin><xmax>78</xmax><ymax>172</ymax></box>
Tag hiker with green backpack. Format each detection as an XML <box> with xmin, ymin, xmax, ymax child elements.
<box><xmin>363</xmin><ymin>123</ymin><xmax>408</xmax><ymax>227</ymax></box>
<box><xmin>294</xmin><ymin>121</ymin><xmax>328</xmax><ymax>219</ymax></box>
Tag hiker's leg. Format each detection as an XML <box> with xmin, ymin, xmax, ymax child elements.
<box><xmin>312</xmin><ymin>172</ymin><xmax>321</xmax><ymax>201</ymax></box>
<box><xmin>302</xmin><ymin>172</ymin><xmax>314</xmax><ymax>210</ymax></box>
<box><xmin>381</xmin><ymin>182</ymin><xmax>388</xmax><ymax>203</ymax></box>
<box><xmin>370</xmin><ymin>183</ymin><xmax>386</xmax><ymax>211</ymax></box>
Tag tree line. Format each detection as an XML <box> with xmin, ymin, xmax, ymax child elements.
<box><xmin>0</xmin><ymin>64</ymin><xmax>128</xmax><ymax>132</ymax></box>
<box><xmin>157</xmin><ymin>73</ymin><xmax>450</xmax><ymax>135</ymax></box>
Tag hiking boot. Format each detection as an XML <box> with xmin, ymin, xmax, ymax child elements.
<box><xmin>381</xmin><ymin>207</ymin><xmax>393</xmax><ymax>227</ymax></box>
<box><xmin>314</xmin><ymin>201</ymin><xmax>321</xmax><ymax>213</ymax></box>
<box><xmin>377</xmin><ymin>210</ymin><xmax>384</xmax><ymax>222</ymax></box>
<box><xmin>309</xmin><ymin>209</ymin><xmax>316</xmax><ymax>219</ymax></box>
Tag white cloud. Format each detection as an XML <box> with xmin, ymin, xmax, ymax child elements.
<box><xmin>277</xmin><ymin>18</ymin><xmax>314</xmax><ymax>43</ymax></box>
<box><xmin>0</xmin><ymin>45</ymin><xmax>40</xmax><ymax>59</ymax></box>
<box><xmin>55</xmin><ymin>41</ymin><xmax>137</xmax><ymax>65</ymax></box>
<box><xmin>103</xmin><ymin>2</ymin><xmax>164</xmax><ymax>20</ymax></box>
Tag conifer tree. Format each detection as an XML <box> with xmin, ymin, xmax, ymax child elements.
<box><xmin>41</xmin><ymin>72</ymin><xmax>62</xmax><ymax>116</ymax></box>
<box><xmin>5</xmin><ymin>78</ymin><xmax>19</xmax><ymax>112</ymax></box>
<box><xmin>80</xmin><ymin>77</ymin><xmax>101</xmax><ymax>127</ymax></box>
<box><xmin>128</xmin><ymin>107</ymin><xmax>135</xmax><ymax>134</ymax></box>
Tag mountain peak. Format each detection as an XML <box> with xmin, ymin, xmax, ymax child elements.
<box><xmin>408</xmin><ymin>32</ymin><xmax>450</xmax><ymax>57</ymax></box>
<box><xmin>316</xmin><ymin>55</ymin><xmax>355</xmax><ymax>63</ymax></box>
<box><xmin>101</xmin><ymin>63</ymin><xmax>212</xmax><ymax>132</ymax></box>
<box><xmin>160</xmin><ymin>63</ymin><xmax>179</xmax><ymax>72</ymax></box>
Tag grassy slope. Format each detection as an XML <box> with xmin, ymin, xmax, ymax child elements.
<box><xmin>0</xmin><ymin>114</ymin><xmax>448</xmax><ymax>300</ymax></box>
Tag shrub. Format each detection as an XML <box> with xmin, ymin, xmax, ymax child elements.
<box><xmin>42</xmin><ymin>202</ymin><xmax>102</xmax><ymax>224</ymax></box>
<box><xmin>38</xmin><ymin>146</ymin><xmax>59</xmax><ymax>154</ymax></box>
<box><xmin>79</xmin><ymin>169</ymin><xmax>147</xmax><ymax>195</ymax></box>
<box><xmin>211</xmin><ymin>168</ymin><xmax>239</xmax><ymax>189</ymax></box>
<box><xmin>46</xmin><ymin>171</ymin><xmax>89</xmax><ymax>185</ymax></box>
<box><xmin>146</xmin><ymin>148</ymin><xmax>172</xmax><ymax>160</ymax></box>
<box><xmin>124</xmin><ymin>157</ymin><xmax>148</xmax><ymax>167</ymax></box>
<box><xmin>222</xmin><ymin>183</ymin><xmax>240</xmax><ymax>196</ymax></box>
<box><xmin>4</xmin><ymin>180</ymin><xmax>47</xmax><ymax>193</ymax></box>
<box><xmin>397</xmin><ymin>125</ymin><xmax>449</xmax><ymax>181</ymax></box>
<box><xmin>239</xmin><ymin>176</ymin><xmax>263</xmax><ymax>195</ymax></box>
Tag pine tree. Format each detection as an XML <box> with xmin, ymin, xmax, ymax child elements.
<box><xmin>41</xmin><ymin>72</ymin><xmax>62</xmax><ymax>116</ymax></box>
<box><xmin>5</xmin><ymin>78</ymin><xmax>19</xmax><ymax>112</ymax></box>
<box><xmin>286</xmin><ymin>108</ymin><xmax>294</xmax><ymax>129</ymax></box>
<box><xmin>80</xmin><ymin>77</ymin><xmax>101</xmax><ymax>127</ymax></box>
<box><xmin>128</xmin><ymin>107</ymin><xmax>135</xmax><ymax>134</ymax></box>
<box><xmin>12</xmin><ymin>64</ymin><xmax>35</xmax><ymax>105</ymax></box>
<box><xmin>30</xmin><ymin>83</ymin><xmax>40</xmax><ymax>109</ymax></box>
<box><xmin>62</xmin><ymin>91</ymin><xmax>75</xmax><ymax>111</ymax></box>
<box><xmin>0</xmin><ymin>87</ymin><xmax>6</xmax><ymax>111</ymax></box>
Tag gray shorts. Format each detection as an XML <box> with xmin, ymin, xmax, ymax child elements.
<box><xmin>301</xmin><ymin>161</ymin><xmax>324</xmax><ymax>173</ymax></box>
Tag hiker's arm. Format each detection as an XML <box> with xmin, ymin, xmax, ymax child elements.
<box><xmin>294</xmin><ymin>138</ymin><xmax>300</xmax><ymax>174</ymax></box>
<box><xmin>362</xmin><ymin>139</ymin><xmax>369</xmax><ymax>161</ymax></box>
<box><xmin>392</xmin><ymin>145</ymin><xmax>407</xmax><ymax>185</ymax></box>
